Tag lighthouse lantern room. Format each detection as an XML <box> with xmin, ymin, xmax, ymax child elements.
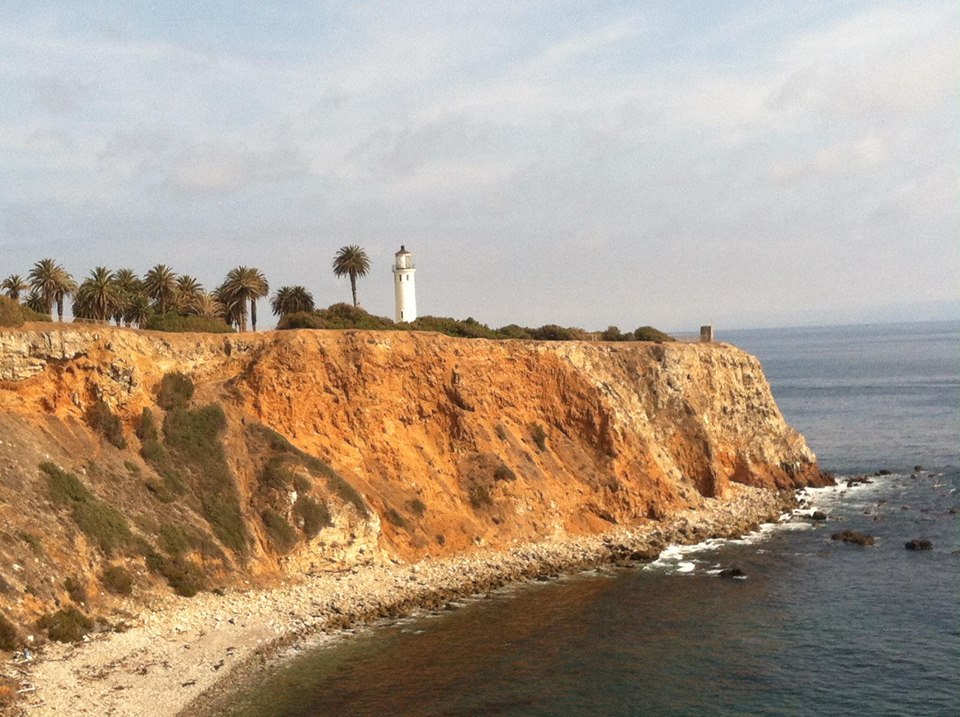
<box><xmin>393</xmin><ymin>245</ymin><xmax>417</xmax><ymax>323</ymax></box>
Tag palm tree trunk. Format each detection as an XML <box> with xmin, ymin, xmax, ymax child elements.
<box><xmin>250</xmin><ymin>298</ymin><xmax>257</xmax><ymax>331</ymax></box>
<box><xmin>239</xmin><ymin>307</ymin><xmax>248</xmax><ymax>333</ymax></box>
<box><xmin>350</xmin><ymin>275</ymin><xmax>358</xmax><ymax>307</ymax></box>
<box><xmin>57</xmin><ymin>297</ymin><xmax>64</xmax><ymax>322</ymax></box>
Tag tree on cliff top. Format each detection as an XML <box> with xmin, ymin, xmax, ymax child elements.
<box><xmin>28</xmin><ymin>258</ymin><xmax>76</xmax><ymax>321</ymax></box>
<box><xmin>332</xmin><ymin>245</ymin><xmax>370</xmax><ymax>308</ymax></box>
<box><xmin>1</xmin><ymin>274</ymin><xmax>28</xmax><ymax>301</ymax></box>
<box><xmin>220</xmin><ymin>266</ymin><xmax>269</xmax><ymax>332</ymax></box>
<box><xmin>271</xmin><ymin>285</ymin><xmax>315</xmax><ymax>316</ymax></box>
<box><xmin>143</xmin><ymin>264</ymin><xmax>178</xmax><ymax>315</ymax></box>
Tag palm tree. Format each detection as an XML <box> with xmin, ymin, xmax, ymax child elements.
<box><xmin>214</xmin><ymin>282</ymin><xmax>245</xmax><ymax>330</ymax></box>
<box><xmin>174</xmin><ymin>275</ymin><xmax>203</xmax><ymax>314</ymax></box>
<box><xmin>74</xmin><ymin>267</ymin><xmax>120</xmax><ymax>321</ymax></box>
<box><xmin>270</xmin><ymin>285</ymin><xmax>315</xmax><ymax>316</ymax></box>
<box><xmin>332</xmin><ymin>245</ymin><xmax>370</xmax><ymax>307</ymax></box>
<box><xmin>143</xmin><ymin>264</ymin><xmax>178</xmax><ymax>314</ymax></box>
<box><xmin>190</xmin><ymin>291</ymin><xmax>225</xmax><ymax>319</ymax></box>
<box><xmin>1</xmin><ymin>275</ymin><xmax>28</xmax><ymax>301</ymax></box>
<box><xmin>219</xmin><ymin>266</ymin><xmax>269</xmax><ymax>332</ymax></box>
<box><xmin>112</xmin><ymin>269</ymin><xmax>142</xmax><ymax>325</ymax></box>
<box><xmin>28</xmin><ymin>258</ymin><xmax>76</xmax><ymax>321</ymax></box>
<box><xmin>124</xmin><ymin>294</ymin><xmax>152</xmax><ymax>328</ymax></box>
<box><xmin>24</xmin><ymin>290</ymin><xmax>47</xmax><ymax>314</ymax></box>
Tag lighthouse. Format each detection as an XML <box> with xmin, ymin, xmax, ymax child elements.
<box><xmin>392</xmin><ymin>245</ymin><xmax>417</xmax><ymax>322</ymax></box>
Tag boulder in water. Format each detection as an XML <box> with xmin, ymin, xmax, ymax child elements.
<box><xmin>904</xmin><ymin>539</ymin><xmax>933</xmax><ymax>551</ymax></box>
<box><xmin>719</xmin><ymin>567</ymin><xmax>745</xmax><ymax>579</ymax></box>
<box><xmin>831</xmin><ymin>530</ymin><xmax>875</xmax><ymax>546</ymax></box>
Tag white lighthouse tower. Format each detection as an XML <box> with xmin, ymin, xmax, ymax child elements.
<box><xmin>392</xmin><ymin>245</ymin><xmax>417</xmax><ymax>323</ymax></box>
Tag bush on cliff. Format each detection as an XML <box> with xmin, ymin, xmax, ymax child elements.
<box><xmin>42</xmin><ymin>462</ymin><xmax>134</xmax><ymax>555</ymax></box>
<box><xmin>0</xmin><ymin>613</ymin><xmax>20</xmax><ymax>651</ymax></box>
<box><xmin>157</xmin><ymin>372</ymin><xmax>195</xmax><ymax>410</ymax></box>
<box><xmin>294</xmin><ymin>495</ymin><xmax>331</xmax><ymax>538</ymax></box>
<box><xmin>248</xmin><ymin>424</ymin><xmax>369</xmax><ymax>516</ymax></box>
<box><xmin>633</xmin><ymin>326</ymin><xmax>675</xmax><ymax>343</ymax></box>
<box><xmin>0</xmin><ymin>295</ymin><xmax>50</xmax><ymax>327</ymax></box>
<box><xmin>85</xmin><ymin>399</ymin><xmax>127</xmax><ymax>449</ymax></box>
<box><xmin>409</xmin><ymin>315</ymin><xmax>498</xmax><ymax>339</ymax></box>
<box><xmin>163</xmin><ymin>404</ymin><xmax>249</xmax><ymax>556</ymax></box>
<box><xmin>261</xmin><ymin>509</ymin><xmax>298</xmax><ymax>553</ymax></box>
<box><xmin>146</xmin><ymin>553</ymin><xmax>206</xmax><ymax>597</ymax></box>
<box><xmin>529</xmin><ymin>324</ymin><xmax>586</xmax><ymax>341</ymax></box>
<box><xmin>100</xmin><ymin>565</ymin><xmax>134</xmax><ymax>595</ymax></box>
<box><xmin>278</xmin><ymin>303</ymin><xmax>396</xmax><ymax>331</ymax></box>
<box><xmin>36</xmin><ymin>606</ymin><xmax>94</xmax><ymax>643</ymax></box>
<box><xmin>144</xmin><ymin>312</ymin><xmax>234</xmax><ymax>334</ymax></box>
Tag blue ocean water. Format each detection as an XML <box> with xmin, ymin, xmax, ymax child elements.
<box><xmin>209</xmin><ymin>322</ymin><xmax>960</xmax><ymax>717</ymax></box>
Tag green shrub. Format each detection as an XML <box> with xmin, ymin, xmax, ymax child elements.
<box><xmin>64</xmin><ymin>576</ymin><xmax>88</xmax><ymax>605</ymax></box>
<box><xmin>158</xmin><ymin>524</ymin><xmax>191</xmax><ymax>556</ymax></box>
<box><xmin>157</xmin><ymin>372</ymin><xmax>194</xmax><ymax>410</ymax></box>
<box><xmin>278</xmin><ymin>303</ymin><xmax>396</xmax><ymax>331</ymax></box>
<box><xmin>496</xmin><ymin>324</ymin><xmax>533</xmax><ymax>340</ymax></box>
<box><xmin>146</xmin><ymin>554</ymin><xmax>206</xmax><ymax>597</ymax></box>
<box><xmin>384</xmin><ymin>507</ymin><xmax>407</xmax><ymax>527</ymax></box>
<box><xmin>248</xmin><ymin>424</ymin><xmax>369</xmax><ymax>516</ymax></box>
<box><xmin>37</xmin><ymin>606</ymin><xmax>94</xmax><ymax>643</ymax></box>
<box><xmin>529</xmin><ymin>324</ymin><xmax>585</xmax><ymax>341</ymax></box>
<box><xmin>144</xmin><ymin>312</ymin><xmax>234</xmax><ymax>334</ymax></box>
<box><xmin>410</xmin><ymin>315</ymin><xmax>498</xmax><ymax>339</ymax></box>
<box><xmin>261</xmin><ymin>457</ymin><xmax>296</xmax><ymax>490</ymax></box>
<box><xmin>494</xmin><ymin>464</ymin><xmax>517</xmax><ymax>482</ymax></box>
<box><xmin>71</xmin><ymin>500</ymin><xmax>134</xmax><ymax>555</ymax></box>
<box><xmin>0</xmin><ymin>613</ymin><xmax>19</xmax><ymax>650</ymax></box>
<box><xmin>408</xmin><ymin>498</ymin><xmax>427</xmax><ymax>516</ymax></box>
<box><xmin>601</xmin><ymin>326</ymin><xmax>630</xmax><ymax>342</ymax></box>
<box><xmin>137</xmin><ymin>408</ymin><xmax>159</xmax><ymax>441</ymax></box>
<box><xmin>43</xmin><ymin>461</ymin><xmax>93</xmax><ymax>505</ymax></box>
<box><xmin>85</xmin><ymin>400</ymin><xmax>127</xmax><ymax>448</ymax></box>
<box><xmin>17</xmin><ymin>531</ymin><xmax>43</xmax><ymax>554</ymax></box>
<box><xmin>163</xmin><ymin>404</ymin><xmax>248</xmax><ymax>555</ymax></box>
<box><xmin>468</xmin><ymin>484</ymin><xmax>493</xmax><ymax>509</ymax></box>
<box><xmin>293</xmin><ymin>474</ymin><xmax>312</xmax><ymax>494</ymax></box>
<box><xmin>0</xmin><ymin>295</ymin><xmax>50</xmax><ymax>327</ymax></box>
<box><xmin>261</xmin><ymin>509</ymin><xmax>298</xmax><ymax>553</ymax></box>
<box><xmin>633</xmin><ymin>326</ymin><xmax>674</xmax><ymax>343</ymax></box>
<box><xmin>100</xmin><ymin>565</ymin><xmax>133</xmax><ymax>595</ymax></box>
<box><xmin>530</xmin><ymin>424</ymin><xmax>547</xmax><ymax>452</ymax></box>
<box><xmin>294</xmin><ymin>496</ymin><xmax>331</xmax><ymax>538</ymax></box>
<box><xmin>123</xmin><ymin>460</ymin><xmax>140</xmax><ymax>475</ymax></box>
<box><xmin>41</xmin><ymin>462</ymin><xmax>133</xmax><ymax>555</ymax></box>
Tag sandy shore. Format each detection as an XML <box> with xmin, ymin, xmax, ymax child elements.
<box><xmin>9</xmin><ymin>485</ymin><xmax>795</xmax><ymax>717</ymax></box>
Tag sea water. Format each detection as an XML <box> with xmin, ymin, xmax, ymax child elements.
<box><xmin>208</xmin><ymin>322</ymin><xmax>959</xmax><ymax>717</ymax></box>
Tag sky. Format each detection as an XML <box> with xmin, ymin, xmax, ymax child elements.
<box><xmin>1</xmin><ymin>1</ymin><xmax>958</xmax><ymax>331</ymax></box>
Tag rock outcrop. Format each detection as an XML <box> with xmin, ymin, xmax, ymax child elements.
<box><xmin>0</xmin><ymin>324</ymin><xmax>829</xmax><ymax>640</ymax></box>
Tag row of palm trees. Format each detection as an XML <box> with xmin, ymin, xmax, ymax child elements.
<box><xmin>2</xmin><ymin>246</ymin><xmax>373</xmax><ymax>331</ymax></box>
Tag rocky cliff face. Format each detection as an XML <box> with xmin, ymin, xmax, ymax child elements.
<box><xmin>0</xmin><ymin>325</ymin><xmax>828</xmax><ymax>639</ymax></box>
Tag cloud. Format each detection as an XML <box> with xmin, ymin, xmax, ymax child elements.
<box><xmin>0</xmin><ymin>1</ymin><xmax>956</xmax><ymax>329</ymax></box>
<box><xmin>168</xmin><ymin>143</ymin><xmax>310</xmax><ymax>193</ymax></box>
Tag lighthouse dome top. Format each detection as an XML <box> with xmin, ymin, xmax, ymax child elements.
<box><xmin>395</xmin><ymin>245</ymin><xmax>411</xmax><ymax>256</ymax></box>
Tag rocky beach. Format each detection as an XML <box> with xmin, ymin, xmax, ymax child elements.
<box><xmin>7</xmin><ymin>484</ymin><xmax>794</xmax><ymax>717</ymax></box>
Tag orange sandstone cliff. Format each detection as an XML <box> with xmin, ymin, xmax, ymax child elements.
<box><xmin>0</xmin><ymin>326</ymin><xmax>829</xmax><ymax>637</ymax></box>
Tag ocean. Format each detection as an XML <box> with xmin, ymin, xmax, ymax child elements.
<box><xmin>208</xmin><ymin>321</ymin><xmax>959</xmax><ymax>717</ymax></box>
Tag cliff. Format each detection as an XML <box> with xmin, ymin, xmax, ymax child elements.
<box><xmin>0</xmin><ymin>325</ymin><xmax>829</xmax><ymax>646</ymax></box>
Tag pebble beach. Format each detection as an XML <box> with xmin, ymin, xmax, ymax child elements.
<box><xmin>10</xmin><ymin>485</ymin><xmax>795</xmax><ymax>717</ymax></box>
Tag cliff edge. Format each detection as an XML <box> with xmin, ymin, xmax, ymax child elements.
<box><xmin>0</xmin><ymin>326</ymin><xmax>829</xmax><ymax>646</ymax></box>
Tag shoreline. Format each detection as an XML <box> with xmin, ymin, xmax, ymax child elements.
<box><xmin>13</xmin><ymin>485</ymin><xmax>796</xmax><ymax>717</ymax></box>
